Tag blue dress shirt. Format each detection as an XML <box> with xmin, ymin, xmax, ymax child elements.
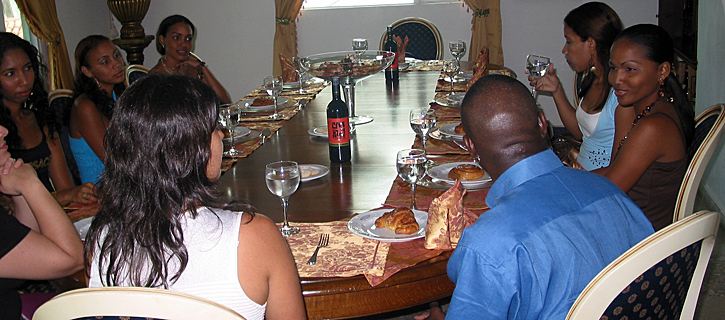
<box><xmin>446</xmin><ymin>150</ymin><xmax>653</xmax><ymax>319</ymax></box>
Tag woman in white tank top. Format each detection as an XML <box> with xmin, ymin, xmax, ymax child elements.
<box><xmin>85</xmin><ymin>74</ymin><xmax>306</xmax><ymax>320</ymax></box>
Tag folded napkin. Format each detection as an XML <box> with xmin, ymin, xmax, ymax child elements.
<box><xmin>467</xmin><ymin>46</ymin><xmax>489</xmax><ymax>89</ymax></box>
<box><xmin>393</xmin><ymin>35</ymin><xmax>409</xmax><ymax>63</ymax></box>
<box><xmin>278</xmin><ymin>53</ymin><xmax>299</xmax><ymax>83</ymax></box>
<box><xmin>425</xmin><ymin>180</ymin><xmax>478</xmax><ymax>250</ymax></box>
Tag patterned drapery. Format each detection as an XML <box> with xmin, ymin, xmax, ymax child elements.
<box><xmin>273</xmin><ymin>0</ymin><xmax>304</xmax><ymax>76</ymax></box>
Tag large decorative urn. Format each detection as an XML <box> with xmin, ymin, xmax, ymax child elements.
<box><xmin>107</xmin><ymin>0</ymin><xmax>154</xmax><ymax>65</ymax></box>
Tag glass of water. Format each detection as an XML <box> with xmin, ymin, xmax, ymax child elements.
<box><xmin>409</xmin><ymin>107</ymin><xmax>437</xmax><ymax>152</ymax></box>
<box><xmin>396</xmin><ymin>149</ymin><xmax>427</xmax><ymax>210</ymax></box>
<box><xmin>525</xmin><ymin>54</ymin><xmax>550</xmax><ymax>98</ymax></box>
<box><xmin>265</xmin><ymin>160</ymin><xmax>301</xmax><ymax>237</ymax></box>
<box><xmin>442</xmin><ymin>60</ymin><xmax>460</xmax><ymax>92</ymax></box>
<box><xmin>449</xmin><ymin>40</ymin><xmax>466</xmax><ymax>79</ymax></box>
<box><xmin>352</xmin><ymin>38</ymin><xmax>368</xmax><ymax>59</ymax></box>
<box><xmin>220</xmin><ymin>103</ymin><xmax>240</xmax><ymax>156</ymax></box>
<box><xmin>263</xmin><ymin>76</ymin><xmax>284</xmax><ymax>120</ymax></box>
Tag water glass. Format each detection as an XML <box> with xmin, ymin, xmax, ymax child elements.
<box><xmin>264</xmin><ymin>76</ymin><xmax>283</xmax><ymax>119</ymax></box>
<box><xmin>396</xmin><ymin>149</ymin><xmax>427</xmax><ymax>210</ymax></box>
<box><xmin>265</xmin><ymin>161</ymin><xmax>301</xmax><ymax>237</ymax></box>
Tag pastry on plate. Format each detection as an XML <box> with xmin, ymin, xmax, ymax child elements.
<box><xmin>251</xmin><ymin>97</ymin><xmax>274</xmax><ymax>106</ymax></box>
<box><xmin>375</xmin><ymin>207</ymin><xmax>419</xmax><ymax>234</ymax></box>
<box><xmin>454</xmin><ymin>124</ymin><xmax>465</xmax><ymax>134</ymax></box>
<box><xmin>448</xmin><ymin>164</ymin><xmax>484</xmax><ymax>181</ymax></box>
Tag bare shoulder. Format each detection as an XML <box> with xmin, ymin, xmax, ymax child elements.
<box><xmin>238</xmin><ymin>213</ymin><xmax>284</xmax><ymax>242</ymax></box>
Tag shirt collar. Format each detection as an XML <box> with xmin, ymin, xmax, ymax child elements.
<box><xmin>486</xmin><ymin>149</ymin><xmax>563</xmax><ymax>208</ymax></box>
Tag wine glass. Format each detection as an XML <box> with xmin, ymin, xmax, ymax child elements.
<box><xmin>410</xmin><ymin>107</ymin><xmax>437</xmax><ymax>152</ymax></box>
<box><xmin>449</xmin><ymin>40</ymin><xmax>466</xmax><ymax>80</ymax></box>
<box><xmin>442</xmin><ymin>60</ymin><xmax>460</xmax><ymax>92</ymax></box>
<box><xmin>352</xmin><ymin>38</ymin><xmax>368</xmax><ymax>59</ymax></box>
<box><xmin>265</xmin><ymin>161</ymin><xmax>301</xmax><ymax>237</ymax></box>
<box><xmin>220</xmin><ymin>103</ymin><xmax>241</xmax><ymax>156</ymax></box>
<box><xmin>525</xmin><ymin>55</ymin><xmax>550</xmax><ymax>98</ymax></box>
<box><xmin>291</xmin><ymin>56</ymin><xmax>308</xmax><ymax>95</ymax></box>
<box><xmin>263</xmin><ymin>76</ymin><xmax>284</xmax><ymax>120</ymax></box>
<box><xmin>396</xmin><ymin>149</ymin><xmax>427</xmax><ymax>210</ymax></box>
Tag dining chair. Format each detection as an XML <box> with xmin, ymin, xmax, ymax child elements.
<box><xmin>124</xmin><ymin>64</ymin><xmax>150</xmax><ymax>87</ymax></box>
<box><xmin>48</xmin><ymin>89</ymin><xmax>81</xmax><ymax>185</ymax></box>
<box><xmin>33</xmin><ymin>287</ymin><xmax>246</xmax><ymax>320</ymax></box>
<box><xmin>674</xmin><ymin>104</ymin><xmax>725</xmax><ymax>222</ymax></box>
<box><xmin>566</xmin><ymin>210</ymin><xmax>720</xmax><ymax>320</ymax></box>
<box><xmin>379</xmin><ymin>17</ymin><xmax>443</xmax><ymax>60</ymax></box>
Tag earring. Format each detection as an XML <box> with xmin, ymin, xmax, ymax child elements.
<box><xmin>658</xmin><ymin>77</ymin><xmax>665</xmax><ymax>97</ymax></box>
<box><xmin>588</xmin><ymin>56</ymin><xmax>596</xmax><ymax>74</ymax></box>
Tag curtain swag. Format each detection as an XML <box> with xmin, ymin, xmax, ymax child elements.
<box><xmin>276</xmin><ymin>17</ymin><xmax>293</xmax><ymax>25</ymax></box>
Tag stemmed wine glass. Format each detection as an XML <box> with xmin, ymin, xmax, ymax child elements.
<box><xmin>396</xmin><ymin>149</ymin><xmax>427</xmax><ymax>210</ymax></box>
<box><xmin>409</xmin><ymin>107</ymin><xmax>437</xmax><ymax>152</ymax></box>
<box><xmin>449</xmin><ymin>40</ymin><xmax>466</xmax><ymax>80</ymax></box>
<box><xmin>265</xmin><ymin>161</ymin><xmax>301</xmax><ymax>237</ymax></box>
<box><xmin>263</xmin><ymin>76</ymin><xmax>284</xmax><ymax>120</ymax></box>
<box><xmin>220</xmin><ymin>103</ymin><xmax>241</xmax><ymax>156</ymax></box>
<box><xmin>291</xmin><ymin>56</ymin><xmax>308</xmax><ymax>95</ymax></box>
<box><xmin>442</xmin><ymin>60</ymin><xmax>460</xmax><ymax>92</ymax></box>
<box><xmin>525</xmin><ymin>55</ymin><xmax>550</xmax><ymax>98</ymax></box>
<box><xmin>352</xmin><ymin>38</ymin><xmax>368</xmax><ymax>59</ymax></box>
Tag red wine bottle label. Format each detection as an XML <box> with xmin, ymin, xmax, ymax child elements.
<box><xmin>384</xmin><ymin>52</ymin><xmax>398</xmax><ymax>69</ymax></box>
<box><xmin>327</xmin><ymin>117</ymin><xmax>351</xmax><ymax>146</ymax></box>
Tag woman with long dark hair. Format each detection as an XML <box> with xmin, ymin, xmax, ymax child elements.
<box><xmin>86</xmin><ymin>75</ymin><xmax>305</xmax><ymax>320</ymax></box>
<box><xmin>595</xmin><ymin>24</ymin><xmax>696</xmax><ymax>230</ymax></box>
<box><xmin>69</xmin><ymin>35</ymin><xmax>125</xmax><ymax>185</ymax></box>
<box><xmin>531</xmin><ymin>2</ymin><xmax>635</xmax><ymax>170</ymax></box>
<box><xmin>149</xmin><ymin>14</ymin><xmax>231</xmax><ymax>104</ymax></box>
<box><xmin>0</xmin><ymin>32</ymin><xmax>95</xmax><ymax>205</ymax></box>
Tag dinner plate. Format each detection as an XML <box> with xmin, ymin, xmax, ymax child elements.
<box><xmin>427</xmin><ymin>162</ymin><xmax>492</xmax><ymax>188</ymax></box>
<box><xmin>443</xmin><ymin>71</ymin><xmax>473</xmax><ymax>83</ymax></box>
<box><xmin>73</xmin><ymin>216</ymin><xmax>94</xmax><ymax>241</ymax></box>
<box><xmin>299</xmin><ymin>164</ymin><xmax>330</xmax><ymax>182</ymax></box>
<box><xmin>399</xmin><ymin>57</ymin><xmax>423</xmax><ymax>70</ymax></box>
<box><xmin>307</xmin><ymin>125</ymin><xmax>355</xmax><ymax>138</ymax></box>
<box><xmin>239</xmin><ymin>97</ymin><xmax>290</xmax><ymax>112</ymax></box>
<box><xmin>283</xmin><ymin>75</ymin><xmax>324</xmax><ymax>89</ymax></box>
<box><xmin>438</xmin><ymin>123</ymin><xmax>464</xmax><ymax>140</ymax></box>
<box><xmin>347</xmin><ymin>208</ymin><xmax>428</xmax><ymax>242</ymax></box>
<box><xmin>223</xmin><ymin>127</ymin><xmax>252</xmax><ymax>143</ymax></box>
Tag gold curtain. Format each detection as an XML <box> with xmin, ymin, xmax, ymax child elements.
<box><xmin>15</xmin><ymin>0</ymin><xmax>74</xmax><ymax>90</ymax></box>
<box><xmin>273</xmin><ymin>0</ymin><xmax>303</xmax><ymax>76</ymax></box>
<box><xmin>462</xmin><ymin>0</ymin><xmax>503</xmax><ymax>66</ymax></box>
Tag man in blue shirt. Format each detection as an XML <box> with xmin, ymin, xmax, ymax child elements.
<box><xmin>416</xmin><ymin>75</ymin><xmax>653</xmax><ymax>319</ymax></box>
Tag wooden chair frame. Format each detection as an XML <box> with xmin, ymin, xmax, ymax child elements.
<box><xmin>33</xmin><ymin>287</ymin><xmax>246</xmax><ymax>320</ymax></box>
<box><xmin>674</xmin><ymin>104</ymin><xmax>725</xmax><ymax>222</ymax></box>
<box><xmin>124</xmin><ymin>64</ymin><xmax>150</xmax><ymax>87</ymax></box>
<box><xmin>379</xmin><ymin>17</ymin><xmax>443</xmax><ymax>60</ymax></box>
<box><xmin>566</xmin><ymin>210</ymin><xmax>720</xmax><ymax>320</ymax></box>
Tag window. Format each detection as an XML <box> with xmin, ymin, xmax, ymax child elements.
<box><xmin>2</xmin><ymin>0</ymin><xmax>26</xmax><ymax>39</ymax></box>
<box><xmin>303</xmin><ymin>0</ymin><xmax>450</xmax><ymax>9</ymax></box>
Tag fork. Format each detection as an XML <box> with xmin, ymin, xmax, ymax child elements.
<box><xmin>306</xmin><ymin>233</ymin><xmax>329</xmax><ymax>265</ymax></box>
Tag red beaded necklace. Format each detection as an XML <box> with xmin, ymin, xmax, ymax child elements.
<box><xmin>618</xmin><ymin>98</ymin><xmax>662</xmax><ymax>150</ymax></box>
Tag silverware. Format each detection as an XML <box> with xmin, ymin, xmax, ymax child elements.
<box><xmin>306</xmin><ymin>233</ymin><xmax>329</xmax><ymax>265</ymax></box>
<box><xmin>261</xmin><ymin>128</ymin><xmax>271</xmax><ymax>145</ymax></box>
<box><xmin>296</xmin><ymin>98</ymin><xmax>308</xmax><ymax>111</ymax></box>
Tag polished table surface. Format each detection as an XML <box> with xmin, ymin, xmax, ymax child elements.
<box><xmin>217</xmin><ymin>71</ymin><xmax>456</xmax><ymax>319</ymax></box>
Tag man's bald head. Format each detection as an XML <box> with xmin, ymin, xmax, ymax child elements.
<box><xmin>461</xmin><ymin>75</ymin><xmax>549</xmax><ymax>179</ymax></box>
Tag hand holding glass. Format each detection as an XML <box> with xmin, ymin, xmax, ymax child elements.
<box><xmin>265</xmin><ymin>161</ymin><xmax>301</xmax><ymax>237</ymax></box>
<box><xmin>263</xmin><ymin>76</ymin><xmax>283</xmax><ymax>119</ymax></box>
<box><xmin>396</xmin><ymin>149</ymin><xmax>427</xmax><ymax>210</ymax></box>
<box><xmin>525</xmin><ymin>55</ymin><xmax>550</xmax><ymax>97</ymax></box>
<box><xmin>220</xmin><ymin>103</ymin><xmax>240</xmax><ymax>156</ymax></box>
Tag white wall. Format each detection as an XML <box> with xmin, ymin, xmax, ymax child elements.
<box><xmin>697</xmin><ymin>0</ymin><xmax>725</xmax><ymax>214</ymax></box>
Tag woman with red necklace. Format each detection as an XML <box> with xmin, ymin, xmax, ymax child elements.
<box><xmin>594</xmin><ymin>24</ymin><xmax>695</xmax><ymax>231</ymax></box>
<box><xmin>150</xmin><ymin>15</ymin><xmax>231</xmax><ymax>104</ymax></box>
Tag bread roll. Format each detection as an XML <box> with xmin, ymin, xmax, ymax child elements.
<box><xmin>454</xmin><ymin>124</ymin><xmax>465</xmax><ymax>134</ymax></box>
<box><xmin>448</xmin><ymin>164</ymin><xmax>485</xmax><ymax>181</ymax></box>
<box><xmin>375</xmin><ymin>207</ymin><xmax>419</xmax><ymax>234</ymax></box>
<box><xmin>251</xmin><ymin>97</ymin><xmax>274</xmax><ymax>106</ymax></box>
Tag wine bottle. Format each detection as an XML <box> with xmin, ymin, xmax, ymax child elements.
<box><xmin>327</xmin><ymin>77</ymin><xmax>351</xmax><ymax>162</ymax></box>
<box><xmin>384</xmin><ymin>26</ymin><xmax>399</xmax><ymax>81</ymax></box>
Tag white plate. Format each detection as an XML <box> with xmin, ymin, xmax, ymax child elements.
<box><xmin>239</xmin><ymin>97</ymin><xmax>289</xmax><ymax>112</ymax></box>
<box><xmin>299</xmin><ymin>164</ymin><xmax>329</xmax><ymax>182</ymax></box>
<box><xmin>308</xmin><ymin>126</ymin><xmax>328</xmax><ymax>137</ymax></box>
<box><xmin>438</xmin><ymin>123</ymin><xmax>464</xmax><ymax>140</ymax></box>
<box><xmin>427</xmin><ymin>162</ymin><xmax>492</xmax><ymax>188</ymax></box>
<box><xmin>283</xmin><ymin>75</ymin><xmax>324</xmax><ymax>89</ymax></box>
<box><xmin>446</xmin><ymin>92</ymin><xmax>466</xmax><ymax>103</ymax></box>
<box><xmin>73</xmin><ymin>216</ymin><xmax>94</xmax><ymax>241</ymax></box>
<box><xmin>443</xmin><ymin>71</ymin><xmax>473</xmax><ymax>83</ymax></box>
<box><xmin>347</xmin><ymin>208</ymin><xmax>428</xmax><ymax>242</ymax></box>
<box><xmin>223</xmin><ymin>127</ymin><xmax>251</xmax><ymax>142</ymax></box>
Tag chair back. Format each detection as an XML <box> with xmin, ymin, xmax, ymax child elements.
<box><xmin>379</xmin><ymin>17</ymin><xmax>443</xmax><ymax>60</ymax></box>
<box><xmin>48</xmin><ymin>89</ymin><xmax>81</xmax><ymax>185</ymax></box>
<box><xmin>674</xmin><ymin>104</ymin><xmax>725</xmax><ymax>222</ymax></box>
<box><xmin>566</xmin><ymin>210</ymin><xmax>720</xmax><ymax>320</ymax></box>
<box><xmin>33</xmin><ymin>287</ymin><xmax>246</xmax><ymax>320</ymax></box>
<box><xmin>124</xmin><ymin>64</ymin><xmax>150</xmax><ymax>87</ymax></box>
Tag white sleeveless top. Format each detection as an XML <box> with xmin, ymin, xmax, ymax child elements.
<box><xmin>89</xmin><ymin>207</ymin><xmax>267</xmax><ymax>320</ymax></box>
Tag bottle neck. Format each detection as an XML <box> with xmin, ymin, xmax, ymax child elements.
<box><xmin>331</xmin><ymin>79</ymin><xmax>341</xmax><ymax>100</ymax></box>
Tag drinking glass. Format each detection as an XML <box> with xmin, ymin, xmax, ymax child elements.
<box><xmin>396</xmin><ymin>149</ymin><xmax>427</xmax><ymax>210</ymax></box>
<box><xmin>525</xmin><ymin>55</ymin><xmax>550</xmax><ymax>98</ymax></box>
<box><xmin>442</xmin><ymin>60</ymin><xmax>460</xmax><ymax>92</ymax></box>
<box><xmin>449</xmin><ymin>40</ymin><xmax>466</xmax><ymax>79</ymax></box>
<box><xmin>352</xmin><ymin>38</ymin><xmax>368</xmax><ymax>59</ymax></box>
<box><xmin>265</xmin><ymin>161</ymin><xmax>301</xmax><ymax>237</ymax></box>
<box><xmin>263</xmin><ymin>76</ymin><xmax>284</xmax><ymax>120</ymax></box>
<box><xmin>409</xmin><ymin>107</ymin><xmax>437</xmax><ymax>152</ymax></box>
<box><xmin>291</xmin><ymin>56</ymin><xmax>308</xmax><ymax>95</ymax></box>
<box><xmin>220</xmin><ymin>103</ymin><xmax>240</xmax><ymax>156</ymax></box>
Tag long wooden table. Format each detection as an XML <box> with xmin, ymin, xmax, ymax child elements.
<box><xmin>217</xmin><ymin>71</ymin><xmax>456</xmax><ymax>319</ymax></box>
